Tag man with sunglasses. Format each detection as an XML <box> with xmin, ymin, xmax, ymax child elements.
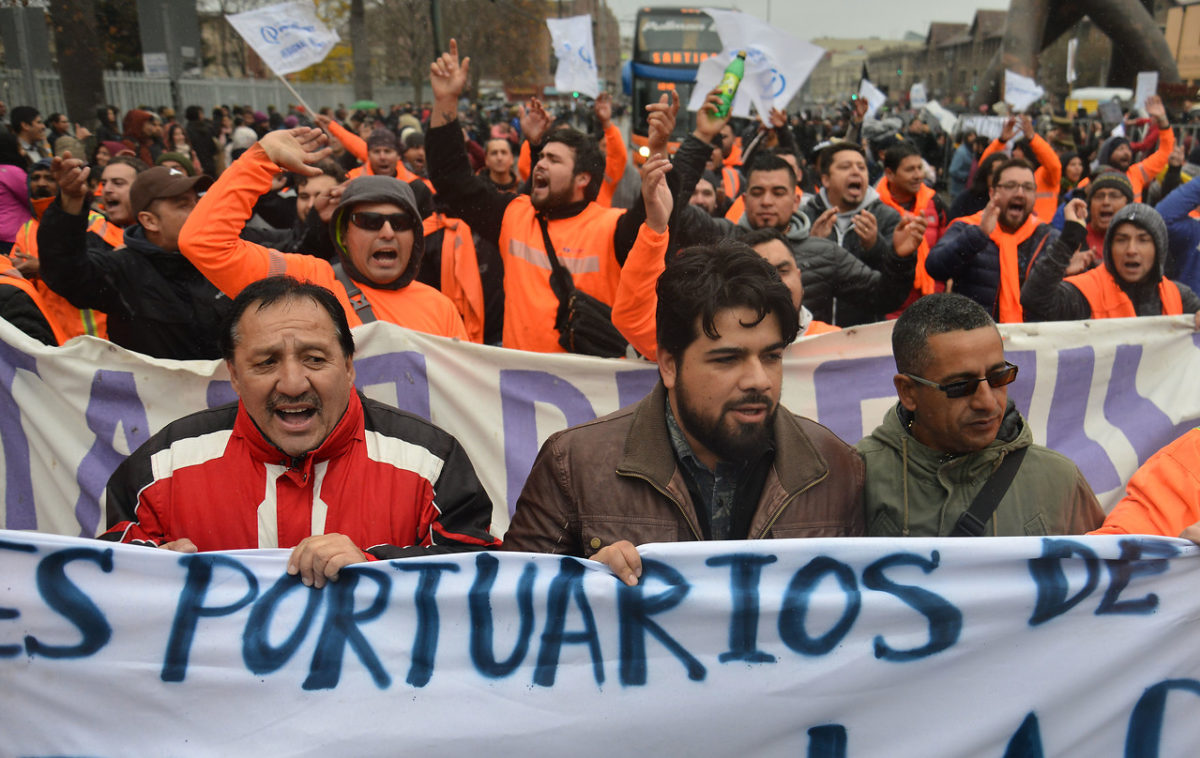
<box><xmin>178</xmin><ymin>127</ymin><xmax>468</xmax><ymax>339</ymax></box>
<box><xmin>857</xmin><ymin>293</ymin><xmax>1103</xmax><ymax>537</ymax></box>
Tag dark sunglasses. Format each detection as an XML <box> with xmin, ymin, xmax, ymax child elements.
<box><xmin>349</xmin><ymin>211</ymin><xmax>415</xmax><ymax>232</ymax></box>
<box><xmin>905</xmin><ymin>362</ymin><xmax>1019</xmax><ymax>399</ymax></box>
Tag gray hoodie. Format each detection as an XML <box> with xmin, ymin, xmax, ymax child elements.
<box><xmin>330</xmin><ymin>175</ymin><xmax>425</xmax><ymax>290</ymax></box>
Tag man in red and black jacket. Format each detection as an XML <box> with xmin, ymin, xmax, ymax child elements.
<box><xmin>100</xmin><ymin>276</ymin><xmax>499</xmax><ymax>588</ymax></box>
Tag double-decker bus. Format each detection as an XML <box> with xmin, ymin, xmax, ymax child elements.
<box><xmin>623</xmin><ymin>7</ymin><xmax>724</xmax><ymax>163</ymax></box>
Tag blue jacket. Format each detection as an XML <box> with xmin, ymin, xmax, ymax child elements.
<box><xmin>949</xmin><ymin>144</ymin><xmax>974</xmax><ymax>197</ymax></box>
<box><xmin>1156</xmin><ymin>178</ymin><xmax>1200</xmax><ymax>293</ymax></box>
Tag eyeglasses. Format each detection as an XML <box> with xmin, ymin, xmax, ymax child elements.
<box><xmin>348</xmin><ymin>211</ymin><xmax>416</xmax><ymax>232</ymax></box>
<box><xmin>905</xmin><ymin>362</ymin><xmax>1019</xmax><ymax>398</ymax></box>
<box><xmin>995</xmin><ymin>182</ymin><xmax>1038</xmax><ymax>194</ymax></box>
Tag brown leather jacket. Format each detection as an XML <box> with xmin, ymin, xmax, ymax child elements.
<box><xmin>502</xmin><ymin>382</ymin><xmax>866</xmax><ymax>556</ymax></box>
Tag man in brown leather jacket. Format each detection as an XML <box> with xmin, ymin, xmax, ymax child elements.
<box><xmin>502</xmin><ymin>242</ymin><xmax>866</xmax><ymax>585</ymax></box>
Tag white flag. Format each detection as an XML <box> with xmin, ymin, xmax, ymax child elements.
<box><xmin>858</xmin><ymin>79</ymin><xmax>887</xmax><ymax>120</ymax></box>
<box><xmin>225</xmin><ymin>1</ymin><xmax>338</xmax><ymax>76</ymax></box>
<box><xmin>1003</xmin><ymin>69</ymin><xmax>1045</xmax><ymax>113</ymax></box>
<box><xmin>687</xmin><ymin>8</ymin><xmax>824</xmax><ymax>123</ymax></box>
<box><xmin>922</xmin><ymin>100</ymin><xmax>958</xmax><ymax>134</ymax></box>
<box><xmin>1134</xmin><ymin>70</ymin><xmax>1158</xmax><ymax>110</ymax></box>
<box><xmin>546</xmin><ymin>15</ymin><xmax>600</xmax><ymax>99</ymax></box>
<box><xmin>909</xmin><ymin>82</ymin><xmax>927</xmax><ymax>108</ymax></box>
<box><xmin>1066</xmin><ymin>38</ymin><xmax>1078</xmax><ymax>84</ymax></box>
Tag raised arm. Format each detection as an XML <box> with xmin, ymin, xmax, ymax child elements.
<box><xmin>1025</xmin><ymin>119</ymin><xmax>1062</xmax><ymax>192</ymax></box>
<box><xmin>1134</xmin><ymin>96</ymin><xmax>1175</xmax><ymax>180</ymax></box>
<box><xmin>980</xmin><ymin>117</ymin><xmax>1017</xmax><ymax>161</ymax></box>
<box><xmin>178</xmin><ymin>128</ymin><xmax>335</xmax><ymax>299</ymax></box>
<box><xmin>427</xmin><ymin>38</ymin><xmax>513</xmax><ymax>245</ymax></box>
<box><xmin>611</xmin><ymin>153</ymin><xmax>672</xmax><ymax>359</ymax></box>
<box><xmin>317</xmin><ymin>113</ymin><xmax>368</xmax><ymax>163</ymax></box>
<box><xmin>36</xmin><ymin>153</ymin><xmax>129</xmax><ymax>314</ymax></box>
<box><xmin>595</xmin><ymin>93</ymin><xmax>628</xmax><ymax>198</ymax></box>
<box><xmin>1020</xmin><ymin>199</ymin><xmax>1092</xmax><ymax>321</ymax></box>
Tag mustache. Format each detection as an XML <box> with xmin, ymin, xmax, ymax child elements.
<box><xmin>266</xmin><ymin>392</ymin><xmax>322</xmax><ymax>413</ymax></box>
<box><xmin>725</xmin><ymin>392</ymin><xmax>774</xmax><ymax>411</ymax></box>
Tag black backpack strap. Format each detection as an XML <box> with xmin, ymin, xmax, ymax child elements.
<box><xmin>331</xmin><ymin>261</ymin><xmax>377</xmax><ymax>324</ymax></box>
<box><xmin>951</xmin><ymin>446</ymin><xmax>1029</xmax><ymax>537</ymax></box>
<box><xmin>535</xmin><ymin>212</ymin><xmax>576</xmax><ymax>307</ymax></box>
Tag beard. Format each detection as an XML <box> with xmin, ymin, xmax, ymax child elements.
<box><xmin>674</xmin><ymin>382</ymin><xmax>777</xmax><ymax>464</ymax></box>
<box><xmin>530</xmin><ymin>181</ymin><xmax>575</xmax><ymax>211</ymax></box>
<box><xmin>999</xmin><ymin>201</ymin><xmax>1031</xmax><ymax>233</ymax></box>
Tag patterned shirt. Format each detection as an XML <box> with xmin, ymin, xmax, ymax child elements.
<box><xmin>666</xmin><ymin>403</ymin><xmax>748</xmax><ymax>540</ymax></box>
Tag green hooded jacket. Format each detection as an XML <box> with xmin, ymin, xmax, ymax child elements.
<box><xmin>856</xmin><ymin>401</ymin><xmax>1105</xmax><ymax>536</ymax></box>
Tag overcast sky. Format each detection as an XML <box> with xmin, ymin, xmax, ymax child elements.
<box><xmin>603</xmin><ymin>0</ymin><xmax>1007</xmax><ymax>42</ymax></box>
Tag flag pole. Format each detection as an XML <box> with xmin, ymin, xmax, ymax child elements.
<box><xmin>275</xmin><ymin>72</ymin><xmax>317</xmax><ymax>118</ymax></box>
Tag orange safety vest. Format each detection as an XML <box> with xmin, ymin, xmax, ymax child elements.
<box><xmin>0</xmin><ymin>257</ymin><xmax>67</xmax><ymax>345</ymax></box>
<box><xmin>804</xmin><ymin>319</ymin><xmax>839</xmax><ymax>336</ymax></box>
<box><xmin>422</xmin><ymin>213</ymin><xmax>485</xmax><ymax>343</ymax></box>
<box><xmin>723</xmin><ymin>138</ymin><xmax>742</xmax><ymax>168</ymax></box>
<box><xmin>13</xmin><ymin>212</ymin><xmax>110</xmax><ymax>340</ymax></box>
<box><xmin>87</xmin><ymin>213</ymin><xmax>127</xmax><ymax>249</ymax></box>
<box><xmin>951</xmin><ymin>211</ymin><xmax>1045</xmax><ymax>323</ymax></box>
<box><xmin>498</xmin><ymin>197</ymin><xmax>623</xmax><ymax>352</ymax></box>
<box><xmin>1073</xmin><ymin>128</ymin><xmax>1175</xmax><ymax>204</ymax></box>
<box><xmin>722</xmin><ymin>166</ymin><xmax>743</xmax><ymax>199</ymax></box>
<box><xmin>875</xmin><ymin>177</ymin><xmax>939</xmax><ymax>296</ymax></box>
<box><xmin>1065</xmin><ymin>265</ymin><xmax>1183</xmax><ymax>319</ymax></box>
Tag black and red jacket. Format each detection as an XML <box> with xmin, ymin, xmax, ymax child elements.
<box><xmin>101</xmin><ymin>392</ymin><xmax>499</xmax><ymax>559</ymax></box>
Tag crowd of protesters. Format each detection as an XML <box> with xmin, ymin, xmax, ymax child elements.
<box><xmin>3</xmin><ymin>39</ymin><xmax>1200</xmax><ymax>577</ymax></box>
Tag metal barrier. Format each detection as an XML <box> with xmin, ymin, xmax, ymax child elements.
<box><xmin>0</xmin><ymin>69</ymin><xmax>430</xmax><ymax>117</ymax></box>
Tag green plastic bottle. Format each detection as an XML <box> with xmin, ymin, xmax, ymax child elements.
<box><xmin>713</xmin><ymin>50</ymin><xmax>747</xmax><ymax>119</ymax></box>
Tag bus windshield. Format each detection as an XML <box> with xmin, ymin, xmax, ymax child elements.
<box><xmin>628</xmin><ymin>8</ymin><xmax>724</xmax><ymax>154</ymax></box>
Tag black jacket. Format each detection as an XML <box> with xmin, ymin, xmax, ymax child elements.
<box><xmin>0</xmin><ymin>283</ymin><xmax>57</xmax><ymax>346</ymax></box>
<box><xmin>671</xmin><ymin>134</ymin><xmax>914</xmax><ymax>325</ymax></box>
<box><xmin>36</xmin><ymin>201</ymin><xmax>232</xmax><ymax>359</ymax></box>
<box><xmin>797</xmin><ymin>190</ymin><xmax>903</xmax><ymax>326</ymax></box>
<box><xmin>1021</xmin><ymin>219</ymin><xmax>1200</xmax><ymax>320</ymax></box>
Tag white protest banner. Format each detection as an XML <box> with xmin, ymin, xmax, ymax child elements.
<box><xmin>3</xmin><ymin>530</ymin><xmax>1199</xmax><ymax>756</ymax></box>
<box><xmin>1135</xmin><ymin>70</ymin><xmax>1159</xmax><ymax>110</ymax></box>
<box><xmin>4</xmin><ymin>316</ymin><xmax>1200</xmax><ymax>538</ymax></box>
<box><xmin>858</xmin><ymin>78</ymin><xmax>887</xmax><ymax>120</ymax></box>
<box><xmin>909</xmin><ymin>82</ymin><xmax>927</xmax><ymax>108</ymax></box>
<box><xmin>225</xmin><ymin>0</ymin><xmax>339</xmax><ymax>76</ymax></box>
<box><xmin>1067</xmin><ymin>38</ymin><xmax>1079</xmax><ymax>84</ymax></box>
<box><xmin>955</xmin><ymin>113</ymin><xmax>1008</xmax><ymax>140</ymax></box>
<box><xmin>546</xmin><ymin>14</ymin><xmax>600</xmax><ymax>98</ymax></box>
<box><xmin>687</xmin><ymin>8</ymin><xmax>824</xmax><ymax>123</ymax></box>
<box><xmin>1004</xmin><ymin>69</ymin><xmax>1045</xmax><ymax>112</ymax></box>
